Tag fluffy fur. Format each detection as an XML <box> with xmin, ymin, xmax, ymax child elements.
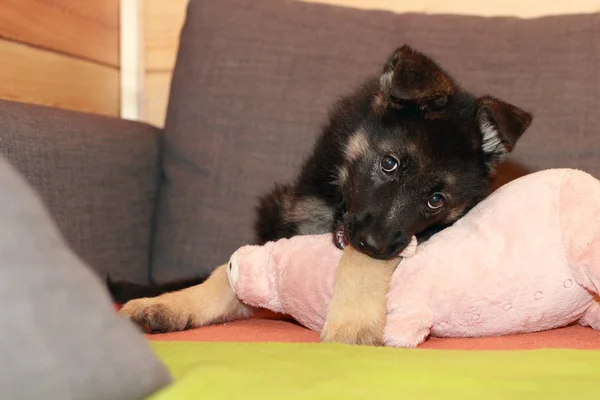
<box><xmin>117</xmin><ymin>45</ymin><xmax>533</xmax><ymax>345</ymax></box>
<box><xmin>254</xmin><ymin>45</ymin><xmax>532</xmax><ymax>260</ymax></box>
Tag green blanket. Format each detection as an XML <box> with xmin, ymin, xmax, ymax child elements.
<box><xmin>148</xmin><ymin>341</ymin><xmax>600</xmax><ymax>399</ymax></box>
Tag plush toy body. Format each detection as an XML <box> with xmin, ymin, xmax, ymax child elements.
<box><xmin>227</xmin><ymin>169</ymin><xmax>600</xmax><ymax>347</ymax></box>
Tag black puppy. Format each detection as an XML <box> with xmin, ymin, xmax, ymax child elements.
<box><xmin>256</xmin><ymin>45</ymin><xmax>532</xmax><ymax>260</ymax></box>
<box><xmin>111</xmin><ymin>45</ymin><xmax>532</xmax><ymax>315</ymax></box>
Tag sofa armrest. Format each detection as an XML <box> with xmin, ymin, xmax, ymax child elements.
<box><xmin>0</xmin><ymin>99</ymin><xmax>162</xmax><ymax>283</ymax></box>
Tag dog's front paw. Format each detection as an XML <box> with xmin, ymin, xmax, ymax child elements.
<box><xmin>119</xmin><ymin>297</ymin><xmax>194</xmax><ymax>334</ymax></box>
<box><xmin>320</xmin><ymin>317</ymin><xmax>384</xmax><ymax>346</ymax></box>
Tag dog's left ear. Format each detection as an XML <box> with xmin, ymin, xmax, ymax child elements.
<box><xmin>378</xmin><ymin>45</ymin><xmax>455</xmax><ymax>114</ymax></box>
<box><xmin>476</xmin><ymin>95</ymin><xmax>533</xmax><ymax>169</ymax></box>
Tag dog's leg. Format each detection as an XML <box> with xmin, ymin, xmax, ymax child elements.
<box><xmin>320</xmin><ymin>245</ymin><xmax>398</xmax><ymax>345</ymax></box>
<box><xmin>119</xmin><ymin>264</ymin><xmax>255</xmax><ymax>333</ymax></box>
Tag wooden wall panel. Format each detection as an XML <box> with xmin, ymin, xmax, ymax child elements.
<box><xmin>145</xmin><ymin>0</ymin><xmax>188</xmax><ymax>72</ymax></box>
<box><xmin>141</xmin><ymin>0</ymin><xmax>600</xmax><ymax>128</ymax></box>
<box><xmin>144</xmin><ymin>72</ymin><xmax>172</xmax><ymax>128</ymax></box>
<box><xmin>0</xmin><ymin>39</ymin><xmax>119</xmax><ymax>116</ymax></box>
<box><xmin>140</xmin><ymin>0</ymin><xmax>187</xmax><ymax>126</ymax></box>
<box><xmin>0</xmin><ymin>0</ymin><xmax>120</xmax><ymax>117</ymax></box>
<box><xmin>0</xmin><ymin>0</ymin><xmax>119</xmax><ymax>67</ymax></box>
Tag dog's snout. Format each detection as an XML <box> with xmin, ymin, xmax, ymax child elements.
<box><xmin>353</xmin><ymin>229</ymin><xmax>411</xmax><ymax>259</ymax></box>
<box><xmin>357</xmin><ymin>233</ymin><xmax>386</xmax><ymax>256</ymax></box>
<box><xmin>347</xmin><ymin>211</ymin><xmax>413</xmax><ymax>259</ymax></box>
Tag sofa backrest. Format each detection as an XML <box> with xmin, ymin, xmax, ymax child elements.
<box><xmin>0</xmin><ymin>100</ymin><xmax>161</xmax><ymax>283</ymax></box>
<box><xmin>151</xmin><ymin>0</ymin><xmax>600</xmax><ymax>281</ymax></box>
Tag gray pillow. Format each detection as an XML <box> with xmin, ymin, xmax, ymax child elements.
<box><xmin>0</xmin><ymin>155</ymin><xmax>171</xmax><ymax>399</ymax></box>
<box><xmin>0</xmin><ymin>99</ymin><xmax>162</xmax><ymax>284</ymax></box>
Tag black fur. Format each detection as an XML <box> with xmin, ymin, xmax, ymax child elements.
<box><xmin>107</xmin><ymin>275</ymin><xmax>210</xmax><ymax>303</ymax></box>
<box><xmin>108</xmin><ymin>45</ymin><xmax>532</xmax><ymax>300</ymax></box>
<box><xmin>255</xmin><ymin>45</ymin><xmax>532</xmax><ymax>259</ymax></box>
<box><xmin>254</xmin><ymin>184</ymin><xmax>299</xmax><ymax>242</ymax></box>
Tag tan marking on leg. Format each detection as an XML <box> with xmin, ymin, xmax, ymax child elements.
<box><xmin>119</xmin><ymin>264</ymin><xmax>255</xmax><ymax>333</ymax></box>
<box><xmin>321</xmin><ymin>245</ymin><xmax>399</xmax><ymax>345</ymax></box>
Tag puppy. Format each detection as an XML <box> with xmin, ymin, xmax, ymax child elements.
<box><xmin>118</xmin><ymin>45</ymin><xmax>532</xmax><ymax>345</ymax></box>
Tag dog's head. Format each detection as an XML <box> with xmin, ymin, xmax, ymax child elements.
<box><xmin>337</xmin><ymin>45</ymin><xmax>532</xmax><ymax>259</ymax></box>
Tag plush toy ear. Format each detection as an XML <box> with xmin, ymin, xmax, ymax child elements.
<box><xmin>476</xmin><ymin>96</ymin><xmax>533</xmax><ymax>170</ymax></box>
<box><xmin>378</xmin><ymin>45</ymin><xmax>455</xmax><ymax>115</ymax></box>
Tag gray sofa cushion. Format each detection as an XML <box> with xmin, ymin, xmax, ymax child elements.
<box><xmin>152</xmin><ymin>0</ymin><xmax>600</xmax><ymax>281</ymax></box>
<box><xmin>0</xmin><ymin>100</ymin><xmax>161</xmax><ymax>283</ymax></box>
<box><xmin>0</xmin><ymin>154</ymin><xmax>171</xmax><ymax>399</ymax></box>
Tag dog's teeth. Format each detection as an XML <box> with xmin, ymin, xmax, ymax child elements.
<box><xmin>334</xmin><ymin>230</ymin><xmax>347</xmax><ymax>250</ymax></box>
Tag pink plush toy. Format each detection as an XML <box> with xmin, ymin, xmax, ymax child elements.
<box><xmin>226</xmin><ymin>169</ymin><xmax>600</xmax><ymax>347</ymax></box>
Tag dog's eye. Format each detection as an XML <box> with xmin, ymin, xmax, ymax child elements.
<box><xmin>381</xmin><ymin>156</ymin><xmax>398</xmax><ymax>173</ymax></box>
<box><xmin>427</xmin><ymin>193</ymin><xmax>445</xmax><ymax>209</ymax></box>
<box><xmin>420</xmin><ymin>96</ymin><xmax>448</xmax><ymax>114</ymax></box>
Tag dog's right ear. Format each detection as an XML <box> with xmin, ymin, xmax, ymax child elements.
<box><xmin>377</xmin><ymin>45</ymin><xmax>455</xmax><ymax>115</ymax></box>
<box><xmin>476</xmin><ymin>95</ymin><xmax>533</xmax><ymax>170</ymax></box>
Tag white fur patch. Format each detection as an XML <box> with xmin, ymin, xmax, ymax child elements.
<box><xmin>337</xmin><ymin>165</ymin><xmax>349</xmax><ymax>186</ymax></box>
<box><xmin>379</xmin><ymin>70</ymin><xmax>394</xmax><ymax>93</ymax></box>
<box><xmin>479</xmin><ymin>114</ymin><xmax>506</xmax><ymax>161</ymax></box>
<box><xmin>344</xmin><ymin>130</ymin><xmax>370</xmax><ymax>162</ymax></box>
<box><xmin>444</xmin><ymin>173</ymin><xmax>456</xmax><ymax>186</ymax></box>
<box><xmin>285</xmin><ymin>197</ymin><xmax>335</xmax><ymax>235</ymax></box>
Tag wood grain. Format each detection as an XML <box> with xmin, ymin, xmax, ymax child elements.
<box><xmin>144</xmin><ymin>72</ymin><xmax>172</xmax><ymax>127</ymax></box>
<box><xmin>140</xmin><ymin>0</ymin><xmax>187</xmax><ymax>125</ymax></box>
<box><xmin>144</xmin><ymin>0</ymin><xmax>188</xmax><ymax>72</ymax></box>
<box><xmin>0</xmin><ymin>39</ymin><xmax>119</xmax><ymax>117</ymax></box>
<box><xmin>0</xmin><ymin>0</ymin><xmax>119</xmax><ymax>67</ymax></box>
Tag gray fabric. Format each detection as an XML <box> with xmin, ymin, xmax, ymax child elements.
<box><xmin>153</xmin><ymin>0</ymin><xmax>600</xmax><ymax>281</ymax></box>
<box><xmin>0</xmin><ymin>154</ymin><xmax>171</xmax><ymax>399</ymax></box>
<box><xmin>0</xmin><ymin>100</ymin><xmax>161</xmax><ymax>283</ymax></box>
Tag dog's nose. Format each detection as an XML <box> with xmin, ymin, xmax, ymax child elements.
<box><xmin>357</xmin><ymin>233</ymin><xmax>386</xmax><ymax>256</ymax></box>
